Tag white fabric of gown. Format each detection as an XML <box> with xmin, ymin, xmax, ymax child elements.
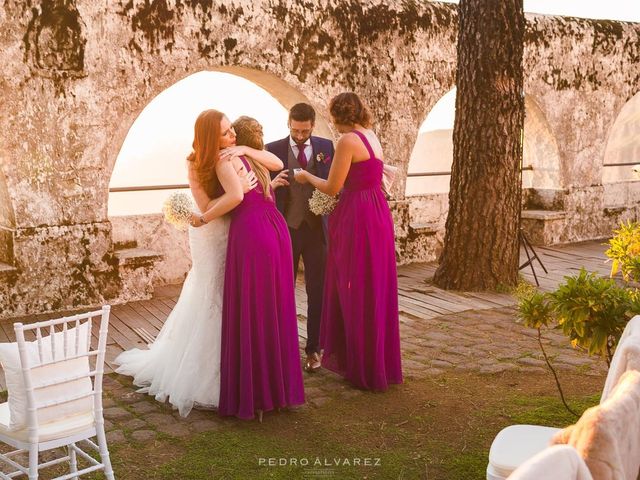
<box><xmin>114</xmin><ymin>216</ymin><xmax>229</xmax><ymax>417</ymax></box>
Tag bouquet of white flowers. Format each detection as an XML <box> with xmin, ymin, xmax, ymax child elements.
<box><xmin>308</xmin><ymin>189</ymin><xmax>338</xmax><ymax>215</ymax></box>
<box><xmin>162</xmin><ymin>192</ymin><xmax>194</xmax><ymax>231</ymax></box>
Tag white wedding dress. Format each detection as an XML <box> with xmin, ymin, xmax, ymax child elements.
<box><xmin>114</xmin><ymin>215</ymin><xmax>230</xmax><ymax>417</ymax></box>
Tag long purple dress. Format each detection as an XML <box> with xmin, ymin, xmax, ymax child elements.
<box><xmin>320</xmin><ymin>130</ymin><xmax>403</xmax><ymax>391</ymax></box>
<box><xmin>218</xmin><ymin>156</ymin><xmax>305</xmax><ymax>419</ymax></box>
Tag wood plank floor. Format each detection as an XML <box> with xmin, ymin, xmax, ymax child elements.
<box><xmin>0</xmin><ymin>239</ymin><xmax>613</xmax><ymax>389</ymax></box>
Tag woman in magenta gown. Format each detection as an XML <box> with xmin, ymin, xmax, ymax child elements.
<box><xmin>193</xmin><ymin>113</ymin><xmax>304</xmax><ymax>420</ymax></box>
<box><xmin>294</xmin><ymin>92</ymin><xmax>402</xmax><ymax>391</ymax></box>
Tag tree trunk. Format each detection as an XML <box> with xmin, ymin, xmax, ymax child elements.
<box><xmin>433</xmin><ymin>0</ymin><xmax>525</xmax><ymax>291</ymax></box>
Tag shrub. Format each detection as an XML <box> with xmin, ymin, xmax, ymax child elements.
<box><xmin>605</xmin><ymin>220</ymin><xmax>640</xmax><ymax>282</ymax></box>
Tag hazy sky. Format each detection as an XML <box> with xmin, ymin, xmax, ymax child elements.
<box><xmin>436</xmin><ymin>0</ymin><xmax>640</xmax><ymax>22</ymax></box>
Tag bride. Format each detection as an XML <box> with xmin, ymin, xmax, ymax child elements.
<box><xmin>114</xmin><ymin>110</ymin><xmax>282</xmax><ymax>417</ymax></box>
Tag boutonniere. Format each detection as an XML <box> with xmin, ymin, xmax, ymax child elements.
<box><xmin>316</xmin><ymin>152</ymin><xmax>331</xmax><ymax>164</ymax></box>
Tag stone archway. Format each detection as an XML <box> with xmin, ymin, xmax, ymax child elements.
<box><xmin>406</xmin><ymin>91</ymin><xmax>561</xmax><ymax>196</ymax></box>
<box><xmin>101</xmin><ymin>67</ymin><xmax>335</xmax><ymax>218</ymax></box>
<box><xmin>105</xmin><ymin>67</ymin><xmax>335</xmax><ymax>286</ymax></box>
<box><xmin>522</xmin><ymin>96</ymin><xmax>561</xmax><ymax>190</ymax></box>
<box><xmin>602</xmin><ymin>91</ymin><xmax>640</xmax><ymax>208</ymax></box>
<box><xmin>405</xmin><ymin>87</ymin><xmax>456</xmax><ymax>197</ymax></box>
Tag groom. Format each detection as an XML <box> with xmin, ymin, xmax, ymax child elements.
<box><xmin>267</xmin><ymin>103</ymin><xmax>334</xmax><ymax>373</ymax></box>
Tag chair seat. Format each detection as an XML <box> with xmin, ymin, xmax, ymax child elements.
<box><xmin>488</xmin><ymin>424</ymin><xmax>561</xmax><ymax>479</ymax></box>
<box><xmin>0</xmin><ymin>402</ymin><xmax>94</xmax><ymax>443</ymax></box>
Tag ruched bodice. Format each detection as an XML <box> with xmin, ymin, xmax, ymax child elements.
<box><xmin>343</xmin><ymin>157</ymin><xmax>384</xmax><ymax>192</ymax></box>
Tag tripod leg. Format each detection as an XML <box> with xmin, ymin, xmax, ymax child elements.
<box><xmin>519</xmin><ymin>231</ymin><xmax>540</xmax><ymax>286</ymax></box>
<box><xmin>521</xmin><ymin>230</ymin><xmax>548</xmax><ymax>274</ymax></box>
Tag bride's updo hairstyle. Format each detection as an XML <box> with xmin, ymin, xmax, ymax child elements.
<box><xmin>329</xmin><ymin>92</ymin><xmax>372</xmax><ymax>128</ymax></box>
<box><xmin>233</xmin><ymin>116</ymin><xmax>264</xmax><ymax>150</ymax></box>
<box><xmin>232</xmin><ymin>116</ymin><xmax>271</xmax><ymax>199</ymax></box>
<box><xmin>187</xmin><ymin>109</ymin><xmax>224</xmax><ymax>198</ymax></box>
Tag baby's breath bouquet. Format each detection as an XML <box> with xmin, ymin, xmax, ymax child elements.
<box><xmin>309</xmin><ymin>189</ymin><xmax>338</xmax><ymax>215</ymax></box>
<box><xmin>162</xmin><ymin>192</ymin><xmax>194</xmax><ymax>231</ymax></box>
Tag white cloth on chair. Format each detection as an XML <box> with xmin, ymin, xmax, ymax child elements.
<box><xmin>508</xmin><ymin>445</ymin><xmax>593</xmax><ymax>480</ymax></box>
<box><xmin>553</xmin><ymin>370</ymin><xmax>640</xmax><ymax>480</ymax></box>
<box><xmin>602</xmin><ymin>315</ymin><xmax>640</xmax><ymax>401</ymax></box>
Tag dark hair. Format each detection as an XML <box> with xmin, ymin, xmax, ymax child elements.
<box><xmin>329</xmin><ymin>92</ymin><xmax>372</xmax><ymax>128</ymax></box>
<box><xmin>289</xmin><ymin>103</ymin><xmax>316</xmax><ymax>123</ymax></box>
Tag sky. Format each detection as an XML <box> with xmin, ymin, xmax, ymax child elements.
<box><xmin>436</xmin><ymin>0</ymin><xmax>640</xmax><ymax>23</ymax></box>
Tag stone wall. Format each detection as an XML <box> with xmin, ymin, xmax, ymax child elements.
<box><xmin>0</xmin><ymin>0</ymin><xmax>638</xmax><ymax>317</ymax></box>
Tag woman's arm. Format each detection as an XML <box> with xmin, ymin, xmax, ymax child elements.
<box><xmin>188</xmin><ymin>164</ymin><xmax>216</xmax><ymax>213</ymax></box>
<box><xmin>191</xmin><ymin>159</ymin><xmax>244</xmax><ymax>227</ymax></box>
<box><xmin>221</xmin><ymin>146</ymin><xmax>283</xmax><ymax>171</ymax></box>
<box><xmin>295</xmin><ymin>135</ymin><xmax>354</xmax><ymax>196</ymax></box>
<box><xmin>188</xmin><ymin>162</ymin><xmax>257</xmax><ymax>213</ymax></box>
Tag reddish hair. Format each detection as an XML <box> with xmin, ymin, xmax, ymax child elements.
<box><xmin>187</xmin><ymin>109</ymin><xmax>224</xmax><ymax>198</ymax></box>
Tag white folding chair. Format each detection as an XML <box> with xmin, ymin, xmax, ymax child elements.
<box><xmin>487</xmin><ymin>316</ymin><xmax>640</xmax><ymax>479</ymax></box>
<box><xmin>507</xmin><ymin>445</ymin><xmax>593</xmax><ymax>480</ymax></box>
<box><xmin>0</xmin><ymin>306</ymin><xmax>114</xmax><ymax>479</ymax></box>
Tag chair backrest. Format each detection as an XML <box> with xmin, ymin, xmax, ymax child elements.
<box><xmin>11</xmin><ymin>306</ymin><xmax>110</xmax><ymax>439</ymax></box>
<box><xmin>602</xmin><ymin>315</ymin><xmax>640</xmax><ymax>401</ymax></box>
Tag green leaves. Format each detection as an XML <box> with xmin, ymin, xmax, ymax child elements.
<box><xmin>517</xmin><ymin>290</ymin><xmax>553</xmax><ymax>329</ymax></box>
<box><xmin>516</xmin><ymin>268</ymin><xmax>637</xmax><ymax>364</ymax></box>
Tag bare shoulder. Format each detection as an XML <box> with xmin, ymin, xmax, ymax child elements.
<box><xmin>337</xmin><ymin>132</ymin><xmax>360</xmax><ymax>148</ymax></box>
<box><xmin>215</xmin><ymin>156</ymin><xmax>234</xmax><ymax>172</ymax></box>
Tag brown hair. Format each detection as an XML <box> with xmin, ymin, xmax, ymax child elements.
<box><xmin>187</xmin><ymin>109</ymin><xmax>223</xmax><ymax>198</ymax></box>
<box><xmin>329</xmin><ymin>92</ymin><xmax>372</xmax><ymax>128</ymax></box>
<box><xmin>232</xmin><ymin>116</ymin><xmax>271</xmax><ymax>199</ymax></box>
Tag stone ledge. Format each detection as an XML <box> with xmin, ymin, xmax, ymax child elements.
<box><xmin>0</xmin><ymin>262</ymin><xmax>17</xmax><ymax>279</ymax></box>
<box><xmin>521</xmin><ymin>209</ymin><xmax>566</xmax><ymax>221</ymax></box>
<box><xmin>603</xmin><ymin>206</ymin><xmax>625</xmax><ymax>216</ymax></box>
<box><xmin>409</xmin><ymin>222</ymin><xmax>441</xmax><ymax>235</ymax></box>
<box><xmin>114</xmin><ymin>248</ymin><xmax>162</xmax><ymax>268</ymax></box>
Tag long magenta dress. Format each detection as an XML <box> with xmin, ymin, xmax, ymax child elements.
<box><xmin>320</xmin><ymin>130</ymin><xmax>403</xmax><ymax>390</ymax></box>
<box><xmin>218</xmin><ymin>157</ymin><xmax>305</xmax><ymax>419</ymax></box>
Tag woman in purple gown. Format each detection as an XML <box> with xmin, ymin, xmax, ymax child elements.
<box><xmin>194</xmin><ymin>113</ymin><xmax>305</xmax><ymax>420</ymax></box>
<box><xmin>294</xmin><ymin>92</ymin><xmax>402</xmax><ymax>391</ymax></box>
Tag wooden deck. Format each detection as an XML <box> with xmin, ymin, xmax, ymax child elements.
<box><xmin>0</xmin><ymin>239</ymin><xmax>612</xmax><ymax>387</ymax></box>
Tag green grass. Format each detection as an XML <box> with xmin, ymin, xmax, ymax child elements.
<box><xmin>156</xmin><ymin>423</ymin><xmax>420</xmax><ymax>479</ymax></box>
<box><xmin>505</xmin><ymin>393</ymin><xmax>600</xmax><ymax>426</ymax></box>
<box><xmin>69</xmin><ymin>371</ymin><xmax>605</xmax><ymax>480</ymax></box>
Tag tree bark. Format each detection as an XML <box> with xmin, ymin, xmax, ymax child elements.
<box><xmin>433</xmin><ymin>0</ymin><xmax>525</xmax><ymax>291</ymax></box>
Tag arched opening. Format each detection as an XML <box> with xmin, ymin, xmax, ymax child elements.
<box><xmin>522</xmin><ymin>96</ymin><xmax>561</xmax><ymax>190</ymax></box>
<box><xmin>0</xmin><ymin>169</ymin><xmax>15</xmax><ymax>267</ymax></box>
<box><xmin>602</xmin><ymin>92</ymin><xmax>640</xmax><ymax>207</ymax></box>
<box><xmin>405</xmin><ymin>88</ymin><xmax>456</xmax><ymax>196</ymax></box>
<box><xmin>108</xmin><ymin>69</ymin><xmax>332</xmax><ymax>216</ymax></box>
<box><xmin>406</xmin><ymin>89</ymin><xmax>561</xmax><ymax>196</ymax></box>
<box><xmin>106</xmin><ymin>68</ymin><xmax>333</xmax><ymax>285</ymax></box>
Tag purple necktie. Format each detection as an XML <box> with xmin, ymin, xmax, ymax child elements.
<box><xmin>296</xmin><ymin>143</ymin><xmax>308</xmax><ymax>169</ymax></box>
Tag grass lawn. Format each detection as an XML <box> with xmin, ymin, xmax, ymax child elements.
<box><xmin>95</xmin><ymin>368</ymin><xmax>602</xmax><ymax>480</ymax></box>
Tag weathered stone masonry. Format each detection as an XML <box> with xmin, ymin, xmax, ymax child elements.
<box><xmin>0</xmin><ymin>0</ymin><xmax>638</xmax><ymax>318</ymax></box>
